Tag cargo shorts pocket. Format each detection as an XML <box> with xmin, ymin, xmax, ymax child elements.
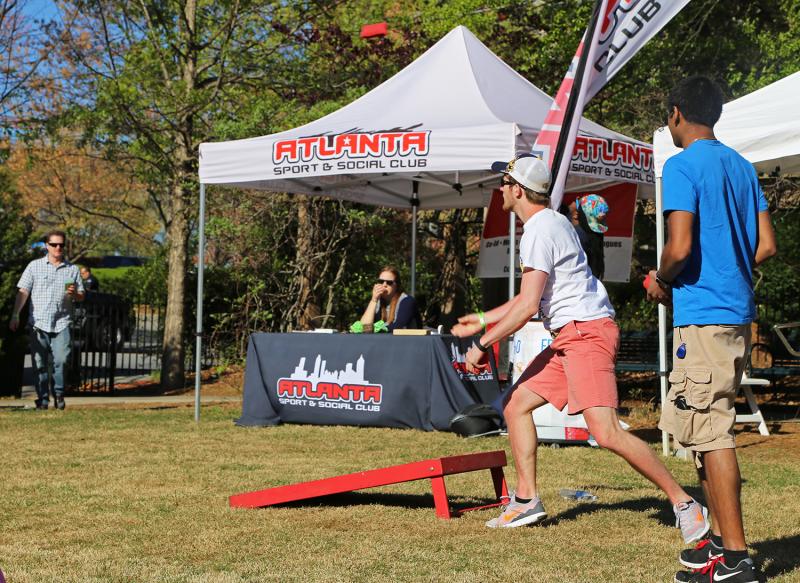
<box><xmin>667</xmin><ymin>368</ymin><xmax>715</xmax><ymax>446</ymax></box>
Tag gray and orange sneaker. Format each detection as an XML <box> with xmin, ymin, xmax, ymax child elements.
<box><xmin>673</xmin><ymin>499</ymin><xmax>711</xmax><ymax>545</ymax></box>
<box><xmin>485</xmin><ymin>495</ymin><xmax>547</xmax><ymax>528</ymax></box>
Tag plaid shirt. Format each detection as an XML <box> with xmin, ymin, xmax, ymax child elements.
<box><xmin>17</xmin><ymin>257</ymin><xmax>84</xmax><ymax>333</ymax></box>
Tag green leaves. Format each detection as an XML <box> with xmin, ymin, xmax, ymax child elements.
<box><xmin>0</xmin><ymin>169</ymin><xmax>34</xmax><ymax>362</ymax></box>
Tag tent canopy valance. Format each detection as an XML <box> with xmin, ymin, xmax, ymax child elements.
<box><xmin>199</xmin><ymin>26</ymin><xmax>655</xmax><ymax>207</ymax></box>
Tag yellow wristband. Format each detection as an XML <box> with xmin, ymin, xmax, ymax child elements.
<box><xmin>477</xmin><ymin>311</ymin><xmax>486</xmax><ymax>330</ymax></box>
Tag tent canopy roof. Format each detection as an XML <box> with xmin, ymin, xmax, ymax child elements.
<box><xmin>200</xmin><ymin>26</ymin><xmax>652</xmax><ymax>208</ymax></box>
<box><xmin>654</xmin><ymin>71</ymin><xmax>800</xmax><ymax>177</ymax></box>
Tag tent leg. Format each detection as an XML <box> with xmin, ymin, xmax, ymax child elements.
<box><xmin>655</xmin><ymin>177</ymin><xmax>670</xmax><ymax>456</ymax></box>
<box><xmin>410</xmin><ymin>181</ymin><xmax>419</xmax><ymax>296</ymax></box>
<box><xmin>411</xmin><ymin>205</ymin><xmax>417</xmax><ymax>296</ymax></box>
<box><xmin>194</xmin><ymin>183</ymin><xmax>207</xmax><ymax>424</ymax></box>
<box><xmin>507</xmin><ymin>211</ymin><xmax>516</xmax><ymax>371</ymax></box>
<box><xmin>508</xmin><ymin>212</ymin><xmax>515</xmax><ymax>303</ymax></box>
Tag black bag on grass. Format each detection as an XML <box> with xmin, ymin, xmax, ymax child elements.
<box><xmin>449</xmin><ymin>403</ymin><xmax>503</xmax><ymax>437</ymax></box>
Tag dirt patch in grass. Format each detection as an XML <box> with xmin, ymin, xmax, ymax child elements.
<box><xmin>67</xmin><ymin>365</ymin><xmax>245</xmax><ymax>398</ymax></box>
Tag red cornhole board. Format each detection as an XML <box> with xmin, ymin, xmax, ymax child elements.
<box><xmin>230</xmin><ymin>450</ymin><xmax>508</xmax><ymax>519</ymax></box>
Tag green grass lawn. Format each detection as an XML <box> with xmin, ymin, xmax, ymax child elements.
<box><xmin>0</xmin><ymin>404</ymin><xmax>798</xmax><ymax>582</ymax></box>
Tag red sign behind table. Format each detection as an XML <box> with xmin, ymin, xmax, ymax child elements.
<box><xmin>360</xmin><ymin>22</ymin><xmax>388</xmax><ymax>38</ymax></box>
<box><xmin>477</xmin><ymin>182</ymin><xmax>638</xmax><ymax>282</ymax></box>
<box><xmin>482</xmin><ymin>188</ymin><xmax>522</xmax><ymax>239</ymax></box>
<box><xmin>562</xmin><ymin>182</ymin><xmax>637</xmax><ymax>238</ymax></box>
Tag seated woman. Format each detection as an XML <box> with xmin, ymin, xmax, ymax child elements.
<box><xmin>359</xmin><ymin>266</ymin><xmax>422</xmax><ymax>332</ymax></box>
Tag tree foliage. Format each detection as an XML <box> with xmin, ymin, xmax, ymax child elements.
<box><xmin>48</xmin><ymin>0</ymin><xmax>335</xmax><ymax>388</ymax></box>
<box><xmin>7</xmin><ymin>138</ymin><xmax>160</xmax><ymax>258</ymax></box>
<box><xmin>0</xmin><ymin>168</ymin><xmax>33</xmax><ymax>365</ymax></box>
<box><xmin>5</xmin><ymin>0</ymin><xmax>799</xmax><ymax>369</ymax></box>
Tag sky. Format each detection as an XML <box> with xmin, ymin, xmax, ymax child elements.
<box><xmin>21</xmin><ymin>0</ymin><xmax>61</xmax><ymax>22</ymax></box>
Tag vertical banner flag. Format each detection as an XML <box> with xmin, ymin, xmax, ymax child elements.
<box><xmin>477</xmin><ymin>183</ymin><xmax>638</xmax><ymax>282</ymax></box>
<box><xmin>532</xmin><ymin>0</ymin><xmax>691</xmax><ymax>210</ymax></box>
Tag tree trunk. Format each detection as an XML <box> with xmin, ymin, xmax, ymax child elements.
<box><xmin>437</xmin><ymin>209</ymin><xmax>473</xmax><ymax>328</ymax></box>
<box><xmin>295</xmin><ymin>197</ymin><xmax>321</xmax><ymax>329</ymax></box>
<box><xmin>161</xmin><ymin>178</ymin><xmax>189</xmax><ymax>390</ymax></box>
<box><xmin>159</xmin><ymin>0</ymin><xmax>196</xmax><ymax>390</ymax></box>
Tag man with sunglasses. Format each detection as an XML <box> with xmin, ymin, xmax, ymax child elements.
<box><xmin>453</xmin><ymin>154</ymin><xmax>709</xmax><ymax>546</ymax></box>
<box><xmin>9</xmin><ymin>230</ymin><xmax>84</xmax><ymax>410</ymax></box>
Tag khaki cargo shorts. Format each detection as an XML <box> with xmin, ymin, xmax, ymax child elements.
<box><xmin>659</xmin><ymin>324</ymin><xmax>750</xmax><ymax>463</ymax></box>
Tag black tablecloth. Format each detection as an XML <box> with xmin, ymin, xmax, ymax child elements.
<box><xmin>236</xmin><ymin>333</ymin><xmax>498</xmax><ymax>430</ymax></box>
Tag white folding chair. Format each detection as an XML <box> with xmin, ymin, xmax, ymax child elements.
<box><xmin>736</xmin><ymin>371</ymin><xmax>770</xmax><ymax>436</ymax></box>
<box><xmin>773</xmin><ymin>322</ymin><xmax>800</xmax><ymax>357</ymax></box>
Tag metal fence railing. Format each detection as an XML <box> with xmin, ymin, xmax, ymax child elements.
<box><xmin>68</xmin><ymin>292</ymin><xmax>162</xmax><ymax>392</ymax></box>
<box><xmin>753</xmin><ymin>290</ymin><xmax>800</xmax><ymax>374</ymax></box>
<box><xmin>67</xmin><ymin>292</ymin><xmax>218</xmax><ymax>393</ymax></box>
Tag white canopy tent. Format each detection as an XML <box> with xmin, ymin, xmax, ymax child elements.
<box><xmin>200</xmin><ymin>26</ymin><xmax>654</xmax><ymax>207</ymax></box>
<box><xmin>652</xmin><ymin>70</ymin><xmax>800</xmax><ymax>454</ymax></box>
<box><xmin>194</xmin><ymin>25</ymin><xmax>655</xmax><ymax>421</ymax></box>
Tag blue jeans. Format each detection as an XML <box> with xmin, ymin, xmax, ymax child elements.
<box><xmin>29</xmin><ymin>327</ymin><xmax>72</xmax><ymax>403</ymax></box>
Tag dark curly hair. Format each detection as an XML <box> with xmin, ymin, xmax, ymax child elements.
<box><xmin>667</xmin><ymin>76</ymin><xmax>724</xmax><ymax>128</ymax></box>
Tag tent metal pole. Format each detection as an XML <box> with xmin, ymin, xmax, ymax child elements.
<box><xmin>410</xmin><ymin>181</ymin><xmax>419</xmax><ymax>296</ymax></box>
<box><xmin>655</xmin><ymin>176</ymin><xmax>670</xmax><ymax>456</ymax></box>
<box><xmin>194</xmin><ymin>182</ymin><xmax>207</xmax><ymax>424</ymax></box>
<box><xmin>508</xmin><ymin>210</ymin><xmax>516</xmax><ymax>367</ymax></box>
<box><xmin>508</xmin><ymin>212</ymin><xmax>515</xmax><ymax>302</ymax></box>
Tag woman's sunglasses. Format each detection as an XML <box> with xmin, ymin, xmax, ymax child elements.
<box><xmin>376</xmin><ymin>279</ymin><xmax>396</xmax><ymax>285</ymax></box>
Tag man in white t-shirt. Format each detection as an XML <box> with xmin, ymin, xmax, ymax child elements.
<box><xmin>453</xmin><ymin>155</ymin><xmax>708</xmax><ymax>541</ymax></box>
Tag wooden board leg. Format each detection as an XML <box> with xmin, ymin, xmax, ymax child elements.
<box><xmin>430</xmin><ymin>476</ymin><xmax>451</xmax><ymax>519</ymax></box>
<box><xmin>490</xmin><ymin>466</ymin><xmax>508</xmax><ymax>500</ymax></box>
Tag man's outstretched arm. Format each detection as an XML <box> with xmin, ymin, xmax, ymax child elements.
<box><xmin>478</xmin><ymin>269</ymin><xmax>548</xmax><ymax>347</ymax></box>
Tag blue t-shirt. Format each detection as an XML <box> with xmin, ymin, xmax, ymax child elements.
<box><xmin>663</xmin><ymin>140</ymin><xmax>768</xmax><ymax>327</ymax></box>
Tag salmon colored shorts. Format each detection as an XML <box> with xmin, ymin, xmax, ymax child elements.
<box><xmin>516</xmin><ymin>317</ymin><xmax>620</xmax><ymax>414</ymax></box>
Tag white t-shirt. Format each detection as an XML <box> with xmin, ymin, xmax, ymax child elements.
<box><xmin>519</xmin><ymin>208</ymin><xmax>615</xmax><ymax>330</ymax></box>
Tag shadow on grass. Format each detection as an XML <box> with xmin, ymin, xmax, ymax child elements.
<box><xmin>272</xmin><ymin>491</ymin><xmax>500</xmax><ymax>515</ymax></box>
<box><xmin>629</xmin><ymin>421</ymin><xmax>800</xmax><ymax>444</ymax></box>
<box><xmin>545</xmin><ymin>483</ymin><xmax>713</xmax><ymax>529</ymax></box>
<box><xmin>5</xmin><ymin>407</ymin><xmax>34</xmax><ymax>413</ymax></box>
<box><xmin>628</xmin><ymin>427</ymin><xmax>663</xmax><ymax>443</ymax></box>
<box><xmin>545</xmin><ymin>495</ymin><xmax>677</xmax><ymax>528</ymax></box>
<box><xmin>752</xmin><ymin>533</ymin><xmax>800</xmax><ymax>579</ymax></box>
<box><xmin>272</xmin><ymin>490</ymin><xmax>708</xmax><ymax>529</ymax></box>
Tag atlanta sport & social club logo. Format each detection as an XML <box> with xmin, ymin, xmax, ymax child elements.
<box><xmin>276</xmin><ymin>354</ymin><xmax>382</xmax><ymax>413</ymax></box>
<box><xmin>272</xmin><ymin>125</ymin><xmax>430</xmax><ymax>176</ymax></box>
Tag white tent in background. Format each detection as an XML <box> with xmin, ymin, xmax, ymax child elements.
<box><xmin>193</xmin><ymin>26</ymin><xmax>655</xmax><ymax>421</ymax></box>
<box><xmin>654</xmin><ymin>71</ymin><xmax>800</xmax><ymax>176</ymax></box>
<box><xmin>652</xmin><ymin>70</ymin><xmax>800</xmax><ymax>454</ymax></box>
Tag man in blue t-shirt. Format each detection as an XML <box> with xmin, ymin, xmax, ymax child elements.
<box><xmin>647</xmin><ymin>76</ymin><xmax>777</xmax><ymax>583</ymax></box>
